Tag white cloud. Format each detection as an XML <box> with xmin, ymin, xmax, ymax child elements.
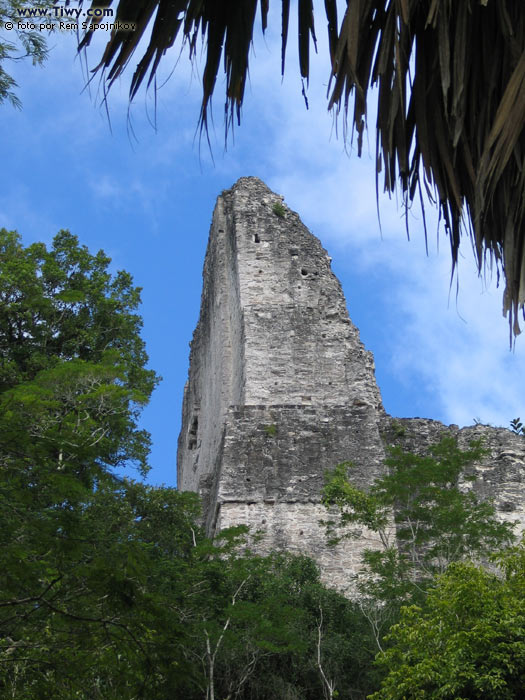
<box><xmin>221</xmin><ymin>20</ymin><xmax>525</xmax><ymax>431</ymax></box>
<box><xmin>391</xmin><ymin>250</ymin><xmax>525</xmax><ymax>428</ymax></box>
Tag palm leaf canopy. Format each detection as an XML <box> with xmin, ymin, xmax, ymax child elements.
<box><xmin>78</xmin><ymin>0</ymin><xmax>525</xmax><ymax>339</ymax></box>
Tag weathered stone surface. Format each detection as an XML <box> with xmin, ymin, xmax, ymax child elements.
<box><xmin>381</xmin><ymin>417</ymin><xmax>525</xmax><ymax>532</ymax></box>
<box><xmin>178</xmin><ymin>176</ymin><xmax>525</xmax><ymax>590</ymax></box>
<box><xmin>216</xmin><ymin>501</ymin><xmax>382</xmax><ymax>593</ymax></box>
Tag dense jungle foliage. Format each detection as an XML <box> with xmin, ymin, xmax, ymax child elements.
<box><xmin>1</xmin><ymin>230</ymin><xmax>523</xmax><ymax>699</ymax></box>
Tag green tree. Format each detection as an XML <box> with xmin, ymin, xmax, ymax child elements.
<box><xmin>370</xmin><ymin>542</ymin><xmax>525</xmax><ymax>700</ymax></box>
<box><xmin>0</xmin><ymin>228</ymin><xmax>163</xmax><ymax>696</ymax></box>
<box><xmin>0</xmin><ymin>228</ymin><xmax>157</xmax><ymax>473</ymax></box>
<box><xmin>0</xmin><ymin>476</ymin><xmax>205</xmax><ymax>699</ymax></box>
<box><xmin>0</xmin><ymin>469</ymin><xmax>380</xmax><ymax>699</ymax></box>
<box><xmin>79</xmin><ymin>0</ymin><xmax>525</xmax><ymax>337</ymax></box>
<box><xmin>182</xmin><ymin>542</ymin><xmax>310</xmax><ymax>700</ymax></box>
<box><xmin>0</xmin><ymin>228</ymin><xmax>380</xmax><ymax>698</ymax></box>
<box><xmin>0</xmin><ymin>1</ymin><xmax>53</xmax><ymax>107</ymax></box>
<box><xmin>323</xmin><ymin>437</ymin><xmax>515</xmax><ymax>641</ymax></box>
<box><xmin>191</xmin><ymin>549</ymin><xmax>380</xmax><ymax>700</ymax></box>
<box><xmin>0</xmin><ymin>229</ymin><xmax>156</xmax><ymax>393</ymax></box>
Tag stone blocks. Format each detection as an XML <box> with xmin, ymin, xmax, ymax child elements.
<box><xmin>178</xmin><ymin>177</ymin><xmax>525</xmax><ymax>590</ymax></box>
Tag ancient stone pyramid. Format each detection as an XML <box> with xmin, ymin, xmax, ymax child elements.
<box><xmin>178</xmin><ymin>177</ymin><xmax>525</xmax><ymax>588</ymax></box>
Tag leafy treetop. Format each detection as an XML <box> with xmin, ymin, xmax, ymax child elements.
<box><xmin>323</xmin><ymin>436</ymin><xmax>515</xmax><ymax>609</ymax></box>
<box><xmin>0</xmin><ymin>228</ymin><xmax>159</xmax><ymax>475</ymax></box>
<box><xmin>371</xmin><ymin>542</ymin><xmax>525</xmax><ymax>700</ymax></box>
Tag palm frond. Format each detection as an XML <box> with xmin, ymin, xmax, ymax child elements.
<box><xmin>78</xmin><ymin>0</ymin><xmax>525</xmax><ymax>339</ymax></box>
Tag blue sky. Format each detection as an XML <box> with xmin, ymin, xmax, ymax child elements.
<box><xmin>2</xmin><ymin>9</ymin><xmax>524</xmax><ymax>487</ymax></box>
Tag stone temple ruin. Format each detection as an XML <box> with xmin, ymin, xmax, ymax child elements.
<box><xmin>177</xmin><ymin>177</ymin><xmax>525</xmax><ymax>590</ymax></box>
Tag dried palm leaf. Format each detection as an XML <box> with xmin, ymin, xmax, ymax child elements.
<box><xmin>77</xmin><ymin>0</ymin><xmax>525</xmax><ymax>339</ymax></box>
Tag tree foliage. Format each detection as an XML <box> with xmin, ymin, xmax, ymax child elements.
<box><xmin>0</xmin><ymin>471</ymin><xmax>378</xmax><ymax>699</ymax></box>
<box><xmin>78</xmin><ymin>0</ymin><xmax>525</xmax><ymax>337</ymax></box>
<box><xmin>371</xmin><ymin>543</ymin><xmax>525</xmax><ymax>700</ymax></box>
<box><xmin>0</xmin><ymin>477</ymin><xmax>203</xmax><ymax>699</ymax></box>
<box><xmin>0</xmin><ymin>227</ymin><xmax>163</xmax><ymax>696</ymax></box>
<box><xmin>323</xmin><ymin>437</ymin><xmax>516</xmax><ymax>619</ymax></box>
<box><xmin>1</xmin><ymin>229</ymin><xmax>522</xmax><ymax>697</ymax></box>
<box><xmin>0</xmin><ymin>228</ymin><xmax>158</xmax><ymax>474</ymax></box>
<box><xmin>0</xmin><ymin>228</ymin><xmax>380</xmax><ymax>699</ymax></box>
<box><xmin>0</xmin><ymin>1</ymin><xmax>52</xmax><ymax>107</ymax></box>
